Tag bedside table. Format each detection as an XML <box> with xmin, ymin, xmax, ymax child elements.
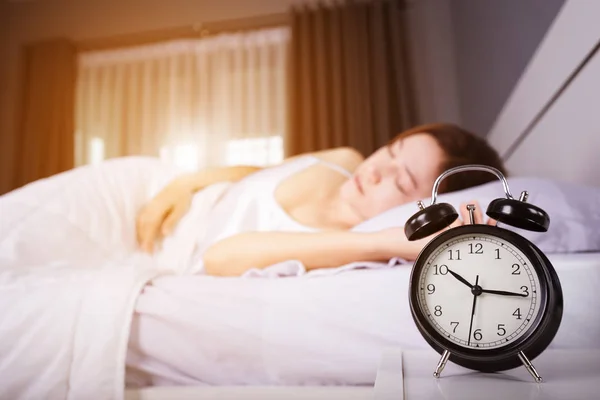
<box><xmin>374</xmin><ymin>348</ymin><xmax>600</xmax><ymax>400</ymax></box>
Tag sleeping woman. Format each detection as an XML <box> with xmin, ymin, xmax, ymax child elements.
<box><xmin>135</xmin><ymin>123</ymin><xmax>506</xmax><ymax>276</ymax></box>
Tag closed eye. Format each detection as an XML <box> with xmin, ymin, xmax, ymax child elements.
<box><xmin>395</xmin><ymin>180</ymin><xmax>407</xmax><ymax>194</ymax></box>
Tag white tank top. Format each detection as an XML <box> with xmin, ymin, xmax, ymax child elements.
<box><xmin>190</xmin><ymin>155</ymin><xmax>353</xmax><ymax>266</ymax></box>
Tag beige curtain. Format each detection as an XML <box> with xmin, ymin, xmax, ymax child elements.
<box><xmin>286</xmin><ymin>0</ymin><xmax>418</xmax><ymax>157</ymax></box>
<box><xmin>14</xmin><ymin>39</ymin><xmax>77</xmax><ymax>189</ymax></box>
<box><xmin>75</xmin><ymin>27</ymin><xmax>289</xmax><ymax>170</ymax></box>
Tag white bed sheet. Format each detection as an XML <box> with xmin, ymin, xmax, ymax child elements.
<box><xmin>126</xmin><ymin>252</ymin><xmax>600</xmax><ymax>388</ymax></box>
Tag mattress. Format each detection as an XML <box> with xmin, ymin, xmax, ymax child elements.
<box><xmin>126</xmin><ymin>252</ymin><xmax>600</xmax><ymax>388</ymax></box>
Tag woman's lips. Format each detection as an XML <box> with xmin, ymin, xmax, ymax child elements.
<box><xmin>354</xmin><ymin>175</ymin><xmax>364</xmax><ymax>194</ymax></box>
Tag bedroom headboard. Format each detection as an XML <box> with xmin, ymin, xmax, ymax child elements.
<box><xmin>487</xmin><ymin>0</ymin><xmax>600</xmax><ymax>187</ymax></box>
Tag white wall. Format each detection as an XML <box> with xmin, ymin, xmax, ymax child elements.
<box><xmin>505</xmin><ymin>51</ymin><xmax>600</xmax><ymax>186</ymax></box>
<box><xmin>487</xmin><ymin>0</ymin><xmax>600</xmax><ymax>186</ymax></box>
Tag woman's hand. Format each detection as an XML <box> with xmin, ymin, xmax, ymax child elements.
<box><xmin>377</xmin><ymin>200</ymin><xmax>497</xmax><ymax>261</ymax></box>
<box><xmin>136</xmin><ymin>165</ymin><xmax>263</xmax><ymax>253</ymax></box>
<box><xmin>136</xmin><ymin>176</ymin><xmax>195</xmax><ymax>252</ymax></box>
<box><xmin>455</xmin><ymin>200</ymin><xmax>497</xmax><ymax>227</ymax></box>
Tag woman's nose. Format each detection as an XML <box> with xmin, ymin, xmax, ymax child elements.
<box><xmin>368</xmin><ymin>166</ymin><xmax>382</xmax><ymax>184</ymax></box>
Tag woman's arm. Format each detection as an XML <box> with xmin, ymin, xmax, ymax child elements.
<box><xmin>137</xmin><ymin>165</ymin><xmax>262</xmax><ymax>252</ymax></box>
<box><xmin>202</xmin><ymin>228</ymin><xmax>423</xmax><ymax>277</ymax></box>
<box><xmin>203</xmin><ymin>202</ymin><xmax>492</xmax><ymax>277</ymax></box>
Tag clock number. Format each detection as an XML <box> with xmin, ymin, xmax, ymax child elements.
<box><xmin>448</xmin><ymin>250</ymin><xmax>461</xmax><ymax>260</ymax></box>
<box><xmin>513</xmin><ymin>308</ymin><xmax>522</xmax><ymax>320</ymax></box>
<box><xmin>473</xmin><ymin>329</ymin><xmax>482</xmax><ymax>341</ymax></box>
<box><xmin>434</xmin><ymin>305</ymin><xmax>443</xmax><ymax>317</ymax></box>
<box><xmin>450</xmin><ymin>321</ymin><xmax>459</xmax><ymax>333</ymax></box>
<box><xmin>497</xmin><ymin>324</ymin><xmax>506</xmax><ymax>336</ymax></box>
<box><xmin>511</xmin><ymin>263</ymin><xmax>521</xmax><ymax>275</ymax></box>
<box><xmin>427</xmin><ymin>284</ymin><xmax>435</xmax><ymax>295</ymax></box>
<box><xmin>521</xmin><ymin>286</ymin><xmax>529</xmax><ymax>296</ymax></box>
<box><xmin>468</xmin><ymin>243</ymin><xmax>483</xmax><ymax>254</ymax></box>
<box><xmin>495</xmin><ymin>249</ymin><xmax>501</xmax><ymax>259</ymax></box>
<box><xmin>433</xmin><ymin>264</ymin><xmax>448</xmax><ymax>275</ymax></box>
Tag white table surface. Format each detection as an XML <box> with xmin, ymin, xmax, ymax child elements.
<box><xmin>375</xmin><ymin>348</ymin><xmax>600</xmax><ymax>400</ymax></box>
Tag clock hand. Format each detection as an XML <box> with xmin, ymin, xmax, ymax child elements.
<box><xmin>447</xmin><ymin>269</ymin><xmax>473</xmax><ymax>289</ymax></box>
<box><xmin>467</xmin><ymin>275</ymin><xmax>479</xmax><ymax>346</ymax></box>
<box><xmin>481</xmin><ymin>289</ymin><xmax>528</xmax><ymax>297</ymax></box>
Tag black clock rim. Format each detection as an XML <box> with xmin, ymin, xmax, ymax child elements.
<box><xmin>408</xmin><ymin>225</ymin><xmax>563</xmax><ymax>372</ymax></box>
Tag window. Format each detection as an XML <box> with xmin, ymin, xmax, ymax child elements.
<box><xmin>89</xmin><ymin>138</ymin><xmax>105</xmax><ymax>165</ymax></box>
<box><xmin>75</xmin><ymin>27</ymin><xmax>289</xmax><ymax>169</ymax></box>
<box><xmin>225</xmin><ymin>136</ymin><xmax>284</xmax><ymax>166</ymax></box>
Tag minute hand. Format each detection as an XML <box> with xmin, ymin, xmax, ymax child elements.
<box><xmin>481</xmin><ymin>289</ymin><xmax>528</xmax><ymax>297</ymax></box>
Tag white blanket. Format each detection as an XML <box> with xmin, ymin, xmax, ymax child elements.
<box><xmin>0</xmin><ymin>157</ymin><xmax>232</xmax><ymax>400</ymax></box>
<box><xmin>0</xmin><ymin>257</ymin><xmax>163</xmax><ymax>400</ymax></box>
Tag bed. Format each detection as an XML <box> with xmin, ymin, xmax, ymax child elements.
<box><xmin>122</xmin><ymin>253</ymin><xmax>600</xmax><ymax>397</ymax></box>
<box><xmin>1</xmin><ymin>1</ymin><xmax>599</xmax><ymax>400</ymax></box>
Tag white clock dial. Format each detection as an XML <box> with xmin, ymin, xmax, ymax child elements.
<box><xmin>417</xmin><ymin>233</ymin><xmax>542</xmax><ymax>349</ymax></box>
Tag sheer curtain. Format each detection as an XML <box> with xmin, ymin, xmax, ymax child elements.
<box><xmin>75</xmin><ymin>27</ymin><xmax>289</xmax><ymax>171</ymax></box>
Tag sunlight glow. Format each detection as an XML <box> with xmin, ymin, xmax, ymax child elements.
<box><xmin>160</xmin><ymin>136</ymin><xmax>283</xmax><ymax>170</ymax></box>
<box><xmin>226</xmin><ymin>136</ymin><xmax>283</xmax><ymax>166</ymax></box>
<box><xmin>89</xmin><ymin>138</ymin><xmax>105</xmax><ymax>165</ymax></box>
<box><xmin>160</xmin><ymin>144</ymin><xmax>199</xmax><ymax>172</ymax></box>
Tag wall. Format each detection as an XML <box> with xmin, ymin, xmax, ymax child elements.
<box><xmin>451</xmin><ymin>0</ymin><xmax>565</xmax><ymax>136</ymax></box>
<box><xmin>486</xmin><ymin>0</ymin><xmax>600</xmax><ymax>185</ymax></box>
<box><xmin>0</xmin><ymin>0</ymin><xmax>295</xmax><ymax>194</ymax></box>
<box><xmin>407</xmin><ymin>0</ymin><xmax>461</xmax><ymax>127</ymax></box>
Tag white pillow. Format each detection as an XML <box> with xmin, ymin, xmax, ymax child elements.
<box><xmin>352</xmin><ymin>177</ymin><xmax>600</xmax><ymax>254</ymax></box>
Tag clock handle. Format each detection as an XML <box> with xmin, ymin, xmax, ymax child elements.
<box><xmin>404</xmin><ymin>164</ymin><xmax>550</xmax><ymax>240</ymax></box>
<box><xmin>427</xmin><ymin>164</ymin><xmax>513</xmax><ymax>207</ymax></box>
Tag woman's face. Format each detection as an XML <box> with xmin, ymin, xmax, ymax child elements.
<box><xmin>340</xmin><ymin>133</ymin><xmax>446</xmax><ymax>221</ymax></box>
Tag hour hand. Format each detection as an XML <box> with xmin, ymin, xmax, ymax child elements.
<box><xmin>446</xmin><ymin>269</ymin><xmax>473</xmax><ymax>289</ymax></box>
<box><xmin>481</xmin><ymin>289</ymin><xmax>528</xmax><ymax>297</ymax></box>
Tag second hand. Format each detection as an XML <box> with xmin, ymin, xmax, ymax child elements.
<box><xmin>467</xmin><ymin>275</ymin><xmax>480</xmax><ymax>346</ymax></box>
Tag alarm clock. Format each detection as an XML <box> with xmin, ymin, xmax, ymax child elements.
<box><xmin>404</xmin><ymin>165</ymin><xmax>563</xmax><ymax>383</ymax></box>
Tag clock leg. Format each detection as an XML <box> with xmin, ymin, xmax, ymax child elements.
<box><xmin>518</xmin><ymin>351</ymin><xmax>543</xmax><ymax>383</ymax></box>
<box><xmin>433</xmin><ymin>350</ymin><xmax>451</xmax><ymax>378</ymax></box>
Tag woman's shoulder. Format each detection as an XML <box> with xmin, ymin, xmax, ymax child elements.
<box><xmin>315</xmin><ymin>147</ymin><xmax>364</xmax><ymax>173</ymax></box>
<box><xmin>285</xmin><ymin>147</ymin><xmax>364</xmax><ymax>173</ymax></box>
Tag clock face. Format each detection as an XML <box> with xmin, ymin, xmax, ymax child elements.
<box><xmin>417</xmin><ymin>233</ymin><xmax>543</xmax><ymax>350</ymax></box>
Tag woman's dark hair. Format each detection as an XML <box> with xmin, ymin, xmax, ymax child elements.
<box><xmin>390</xmin><ymin>123</ymin><xmax>507</xmax><ymax>194</ymax></box>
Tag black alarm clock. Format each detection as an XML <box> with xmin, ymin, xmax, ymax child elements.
<box><xmin>404</xmin><ymin>165</ymin><xmax>563</xmax><ymax>383</ymax></box>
